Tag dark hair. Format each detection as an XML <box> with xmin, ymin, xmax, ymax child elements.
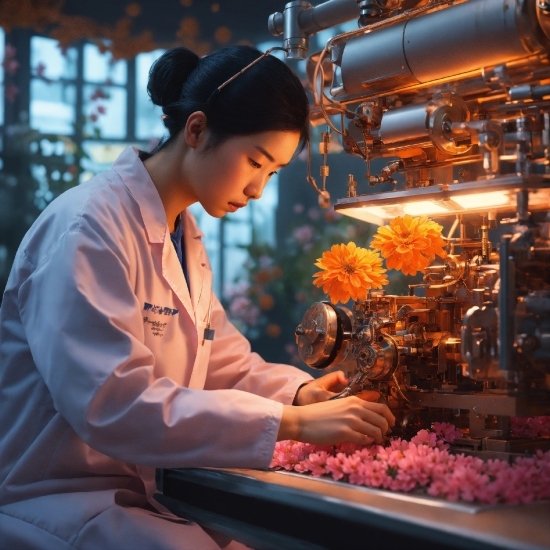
<box><xmin>147</xmin><ymin>45</ymin><xmax>309</xmax><ymax>152</ymax></box>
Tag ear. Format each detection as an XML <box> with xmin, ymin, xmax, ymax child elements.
<box><xmin>184</xmin><ymin>111</ymin><xmax>208</xmax><ymax>148</ymax></box>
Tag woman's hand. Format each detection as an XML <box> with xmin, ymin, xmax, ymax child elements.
<box><xmin>293</xmin><ymin>371</ymin><xmax>380</xmax><ymax>405</ymax></box>
<box><xmin>278</xmin><ymin>396</ymin><xmax>395</xmax><ymax>446</ymax></box>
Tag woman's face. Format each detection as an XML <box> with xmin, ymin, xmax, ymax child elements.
<box><xmin>184</xmin><ymin>129</ymin><xmax>301</xmax><ymax>218</ymax></box>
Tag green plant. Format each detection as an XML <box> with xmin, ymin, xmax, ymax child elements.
<box><xmin>0</xmin><ymin>122</ymin><xmax>88</xmax><ymax>298</ymax></box>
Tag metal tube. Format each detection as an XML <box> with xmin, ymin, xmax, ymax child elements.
<box><xmin>269</xmin><ymin>0</ymin><xmax>359</xmax><ymax>59</ymax></box>
<box><xmin>499</xmin><ymin>235</ymin><xmax>514</xmax><ymax>373</ymax></box>
<box><xmin>298</xmin><ymin>0</ymin><xmax>359</xmax><ymax>34</ymax></box>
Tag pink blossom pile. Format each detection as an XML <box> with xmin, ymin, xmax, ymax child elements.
<box><xmin>511</xmin><ymin>416</ymin><xmax>550</xmax><ymax>438</ymax></box>
<box><xmin>270</xmin><ymin>422</ymin><xmax>550</xmax><ymax>506</ymax></box>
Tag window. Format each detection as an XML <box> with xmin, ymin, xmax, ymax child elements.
<box><xmin>0</xmin><ymin>27</ymin><xmax>4</xmax><ymax>127</ymax></box>
<box><xmin>136</xmin><ymin>49</ymin><xmax>165</xmax><ymax>141</ymax></box>
<box><xmin>30</xmin><ymin>36</ymin><xmax>78</xmax><ymax>134</ymax></box>
<box><xmin>24</xmin><ymin>34</ymin><xmax>281</xmax><ymax>298</ymax></box>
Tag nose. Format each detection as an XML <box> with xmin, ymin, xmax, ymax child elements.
<box><xmin>244</xmin><ymin>175</ymin><xmax>268</xmax><ymax>201</ymax></box>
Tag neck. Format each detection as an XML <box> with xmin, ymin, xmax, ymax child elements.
<box><xmin>143</xmin><ymin>142</ymin><xmax>195</xmax><ymax>231</ymax></box>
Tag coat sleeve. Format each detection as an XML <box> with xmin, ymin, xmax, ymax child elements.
<box><xmin>17</xmin><ymin>213</ymin><xmax>288</xmax><ymax>470</ymax></box>
<box><xmin>203</xmin><ymin>294</ymin><xmax>313</xmax><ymax>403</ymax></box>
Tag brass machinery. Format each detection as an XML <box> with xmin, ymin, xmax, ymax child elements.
<box><xmin>270</xmin><ymin>0</ymin><xmax>550</xmax><ymax>456</ymax></box>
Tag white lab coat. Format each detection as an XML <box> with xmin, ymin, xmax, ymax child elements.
<box><xmin>0</xmin><ymin>147</ymin><xmax>312</xmax><ymax>549</ymax></box>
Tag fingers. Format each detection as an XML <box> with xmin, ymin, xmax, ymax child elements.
<box><xmin>296</xmin><ymin>371</ymin><xmax>349</xmax><ymax>405</ymax></box>
<box><xmin>341</xmin><ymin>431</ymin><xmax>375</xmax><ymax>446</ymax></box>
<box><xmin>334</xmin><ymin>370</ymin><xmax>349</xmax><ymax>388</ymax></box>
<box><xmin>348</xmin><ymin>398</ymin><xmax>395</xmax><ymax>444</ymax></box>
<box><xmin>291</xmin><ymin>392</ymin><xmax>396</xmax><ymax>446</ymax></box>
<box><xmin>355</xmin><ymin>389</ymin><xmax>381</xmax><ymax>402</ymax></box>
<box><xmin>359</xmin><ymin>399</ymin><xmax>396</xmax><ymax>428</ymax></box>
<box><xmin>340</xmin><ymin>402</ymin><xmax>385</xmax><ymax>444</ymax></box>
<box><xmin>319</xmin><ymin>370</ymin><xmax>348</xmax><ymax>392</ymax></box>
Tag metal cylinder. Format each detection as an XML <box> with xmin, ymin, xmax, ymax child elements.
<box><xmin>283</xmin><ymin>0</ymin><xmax>311</xmax><ymax>59</ymax></box>
<box><xmin>380</xmin><ymin>101</ymin><xmax>431</xmax><ymax>145</ymax></box>
<box><xmin>298</xmin><ymin>0</ymin><xmax>360</xmax><ymax>33</ymax></box>
<box><xmin>499</xmin><ymin>235</ymin><xmax>514</xmax><ymax>372</ymax></box>
<box><xmin>341</xmin><ymin>21</ymin><xmax>416</xmax><ymax>95</ymax></box>
<box><xmin>379</xmin><ymin>94</ymin><xmax>471</xmax><ymax>154</ymax></box>
<box><xmin>340</xmin><ymin>0</ymin><xmax>549</xmax><ymax>97</ymax></box>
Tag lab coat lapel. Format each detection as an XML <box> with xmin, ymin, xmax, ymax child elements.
<box><xmin>161</xmin><ymin>227</ymin><xmax>194</xmax><ymax>320</ymax></box>
<box><xmin>183</xmin><ymin>211</ymin><xmax>213</xmax><ymax>389</ymax></box>
<box><xmin>113</xmin><ymin>147</ymin><xmax>196</xmax><ymax>331</ymax></box>
<box><xmin>182</xmin><ymin>211</ymin><xmax>212</xmax><ymax>324</ymax></box>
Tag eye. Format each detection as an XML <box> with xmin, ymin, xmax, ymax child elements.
<box><xmin>249</xmin><ymin>158</ymin><xmax>261</xmax><ymax>169</ymax></box>
<box><xmin>269</xmin><ymin>171</ymin><xmax>278</xmax><ymax>177</ymax></box>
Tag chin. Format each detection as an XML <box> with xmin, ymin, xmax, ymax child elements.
<box><xmin>206</xmin><ymin>207</ymin><xmax>226</xmax><ymax>219</ymax></box>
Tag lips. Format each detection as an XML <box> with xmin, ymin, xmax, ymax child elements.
<box><xmin>228</xmin><ymin>202</ymin><xmax>246</xmax><ymax>212</ymax></box>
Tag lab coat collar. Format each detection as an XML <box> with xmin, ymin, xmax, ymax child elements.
<box><xmin>112</xmin><ymin>147</ymin><xmax>166</xmax><ymax>244</ymax></box>
<box><xmin>181</xmin><ymin>208</ymin><xmax>204</xmax><ymax>240</ymax></box>
<box><xmin>112</xmin><ymin>147</ymin><xmax>209</xmax><ymax>326</ymax></box>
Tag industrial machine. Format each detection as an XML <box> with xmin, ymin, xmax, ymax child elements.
<box><xmin>270</xmin><ymin>0</ymin><xmax>550</xmax><ymax>455</ymax></box>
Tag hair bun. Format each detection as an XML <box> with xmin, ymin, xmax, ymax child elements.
<box><xmin>147</xmin><ymin>47</ymin><xmax>200</xmax><ymax>107</ymax></box>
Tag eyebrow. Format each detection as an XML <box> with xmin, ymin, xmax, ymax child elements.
<box><xmin>255</xmin><ymin>145</ymin><xmax>288</xmax><ymax>167</ymax></box>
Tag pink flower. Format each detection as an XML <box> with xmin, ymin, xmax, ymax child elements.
<box><xmin>35</xmin><ymin>62</ymin><xmax>50</xmax><ymax>82</ymax></box>
<box><xmin>270</xmin><ymin>441</ymin><xmax>313</xmax><ymax>470</ymax></box>
<box><xmin>292</xmin><ymin>224</ymin><xmax>315</xmax><ymax>245</ymax></box>
<box><xmin>323</xmin><ymin>208</ymin><xmax>341</xmax><ymax>223</ymax></box>
<box><xmin>90</xmin><ymin>87</ymin><xmax>107</xmax><ymax>101</ymax></box>
<box><xmin>228</xmin><ymin>296</ymin><xmax>260</xmax><ymax>325</ymax></box>
<box><xmin>325</xmin><ymin>453</ymin><xmax>347</xmax><ymax>481</ymax></box>
<box><xmin>303</xmin><ymin>451</ymin><xmax>330</xmax><ymax>477</ymax></box>
<box><xmin>4</xmin><ymin>83</ymin><xmax>19</xmax><ymax>102</ymax></box>
<box><xmin>271</xmin><ymin>428</ymin><xmax>550</xmax><ymax>506</ymax></box>
<box><xmin>361</xmin><ymin>459</ymin><xmax>392</xmax><ymax>488</ymax></box>
<box><xmin>511</xmin><ymin>416</ymin><xmax>550</xmax><ymax>438</ymax></box>
<box><xmin>223</xmin><ymin>281</ymin><xmax>250</xmax><ymax>299</ymax></box>
<box><xmin>307</xmin><ymin>207</ymin><xmax>321</xmax><ymax>221</ymax></box>
<box><xmin>410</xmin><ymin>429</ymin><xmax>438</xmax><ymax>448</ymax></box>
<box><xmin>2</xmin><ymin>44</ymin><xmax>19</xmax><ymax>75</ymax></box>
<box><xmin>432</xmin><ymin>422</ymin><xmax>462</xmax><ymax>443</ymax></box>
<box><xmin>258</xmin><ymin>255</ymin><xmax>274</xmax><ymax>269</ymax></box>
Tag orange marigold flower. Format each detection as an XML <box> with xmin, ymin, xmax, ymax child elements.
<box><xmin>254</xmin><ymin>269</ymin><xmax>271</xmax><ymax>285</ymax></box>
<box><xmin>370</xmin><ymin>215</ymin><xmax>446</xmax><ymax>276</ymax></box>
<box><xmin>259</xmin><ymin>294</ymin><xmax>275</xmax><ymax>311</ymax></box>
<box><xmin>266</xmin><ymin>324</ymin><xmax>281</xmax><ymax>338</ymax></box>
<box><xmin>125</xmin><ymin>3</ymin><xmax>141</xmax><ymax>17</ymax></box>
<box><xmin>312</xmin><ymin>242</ymin><xmax>388</xmax><ymax>304</ymax></box>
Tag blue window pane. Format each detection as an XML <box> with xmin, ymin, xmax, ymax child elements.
<box><xmin>84</xmin><ymin>43</ymin><xmax>127</xmax><ymax>85</ymax></box>
<box><xmin>80</xmin><ymin>141</ymin><xmax>131</xmax><ymax>181</ymax></box>
<box><xmin>225</xmin><ymin>220</ymin><xmax>252</xmax><ymax>247</ymax></box>
<box><xmin>30</xmin><ymin>80</ymin><xmax>76</xmax><ymax>134</ymax></box>
<box><xmin>251</xmin><ymin>176</ymin><xmax>279</xmax><ymax>247</ymax></box>
<box><xmin>0</xmin><ymin>28</ymin><xmax>4</xmax><ymax>126</ymax></box>
<box><xmin>135</xmin><ymin>49</ymin><xmax>166</xmax><ymax>140</ymax></box>
<box><xmin>31</xmin><ymin>36</ymin><xmax>77</xmax><ymax>81</ymax></box>
<box><xmin>83</xmin><ymin>85</ymin><xmax>127</xmax><ymax>139</ymax></box>
<box><xmin>224</xmin><ymin>247</ymin><xmax>249</xmax><ymax>285</ymax></box>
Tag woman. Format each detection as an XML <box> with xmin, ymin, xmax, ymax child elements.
<box><xmin>0</xmin><ymin>46</ymin><xmax>394</xmax><ymax>549</ymax></box>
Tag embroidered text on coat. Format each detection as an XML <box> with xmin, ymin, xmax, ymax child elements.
<box><xmin>143</xmin><ymin>302</ymin><xmax>179</xmax><ymax>316</ymax></box>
